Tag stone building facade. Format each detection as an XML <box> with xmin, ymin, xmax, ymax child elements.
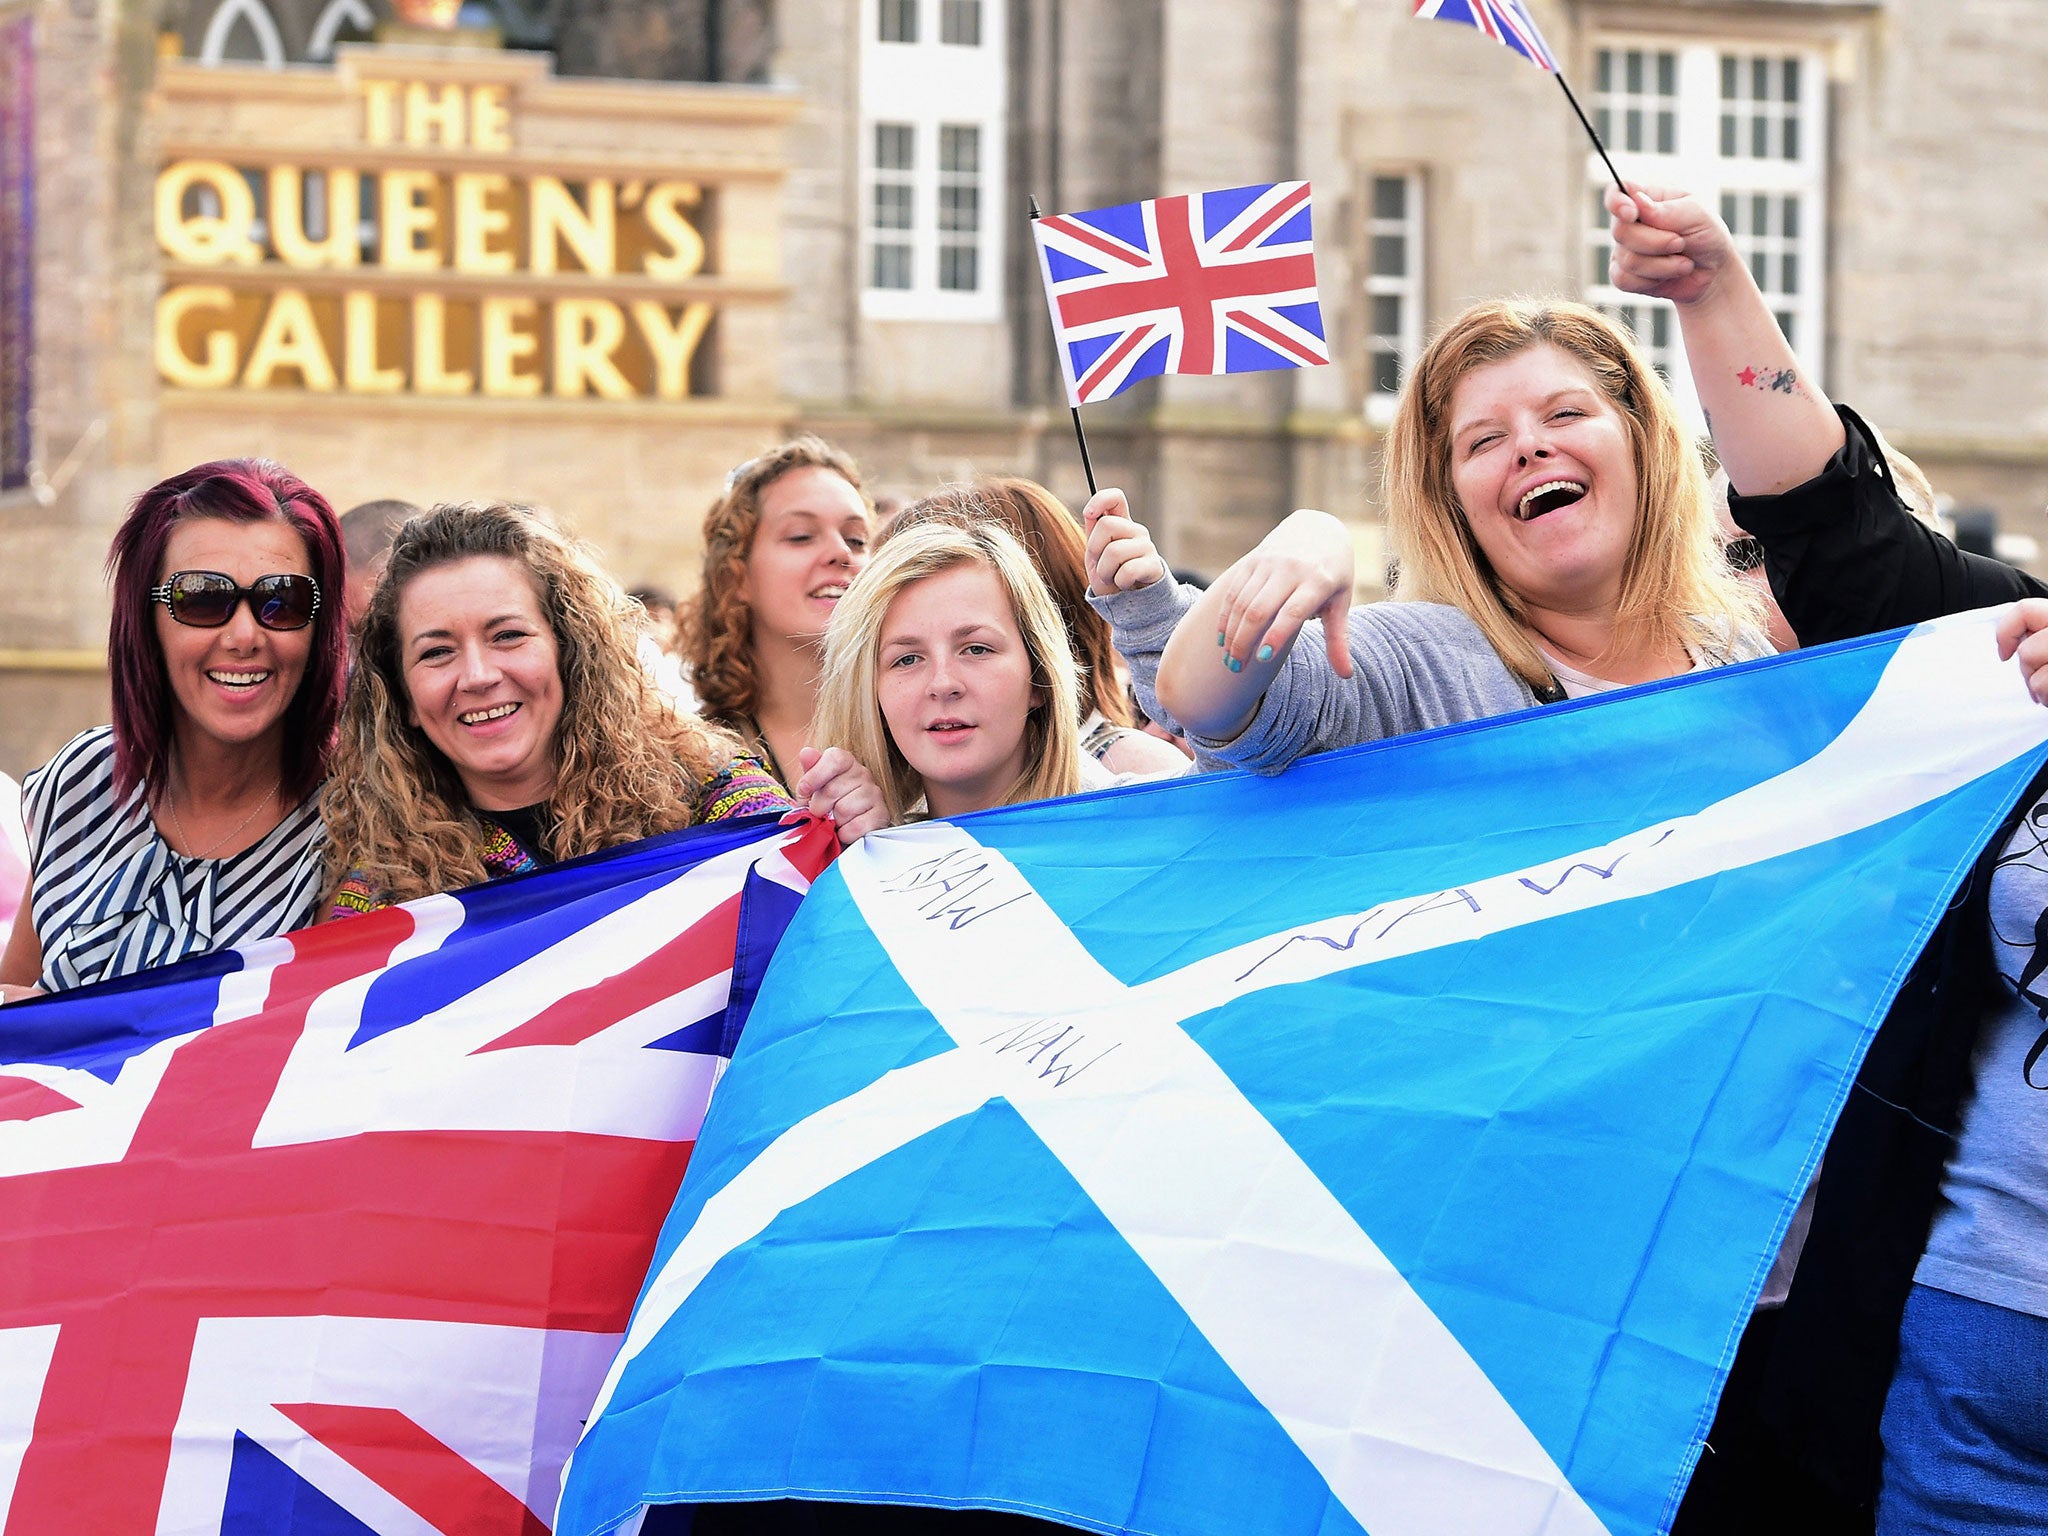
<box><xmin>2</xmin><ymin>0</ymin><xmax>2047</xmax><ymax>775</ymax></box>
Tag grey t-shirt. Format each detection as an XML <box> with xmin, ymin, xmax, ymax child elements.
<box><xmin>1089</xmin><ymin>578</ymin><xmax>1542</xmax><ymax>774</ymax></box>
<box><xmin>1917</xmin><ymin>800</ymin><xmax>2048</xmax><ymax>1318</ymax></box>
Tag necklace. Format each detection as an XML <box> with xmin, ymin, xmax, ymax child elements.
<box><xmin>164</xmin><ymin>777</ymin><xmax>278</xmax><ymax>860</ymax></box>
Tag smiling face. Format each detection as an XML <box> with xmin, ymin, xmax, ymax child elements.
<box><xmin>740</xmin><ymin>465</ymin><xmax>871</xmax><ymax>647</ymax></box>
<box><xmin>396</xmin><ymin>555</ymin><xmax>565</xmax><ymax>812</ymax></box>
<box><xmin>1447</xmin><ymin>342</ymin><xmax>1641</xmax><ymax>617</ymax></box>
<box><xmin>875</xmin><ymin>560</ymin><xmax>1040</xmax><ymax>819</ymax></box>
<box><xmin>154</xmin><ymin>516</ymin><xmax>315</xmax><ymax>760</ymax></box>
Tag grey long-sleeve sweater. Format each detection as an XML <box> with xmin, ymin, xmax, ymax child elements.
<box><xmin>1088</xmin><ymin>579</ymin><xmax>1543</xmax><ymax>775</ymax></box>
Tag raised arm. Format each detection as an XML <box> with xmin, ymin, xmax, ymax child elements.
<box><xmin>1606</xmin><ymin>183</ymin><xmax>1843</xmax><ymax>496</ymax></box>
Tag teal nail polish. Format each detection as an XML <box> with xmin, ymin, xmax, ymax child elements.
<box><xmin>1226</xmin><ymin>655</ymin><xmax>1243</xmax><ymax>673</ymax></box>
<box><xmin>1256</xmin><ymin>644</ymin><xmax>1274</xmax><ymax>662</ymax></box>
<box><xmin>1216</xmin><ymin>630</ymin><xmax>1226</xmax><ymax>646</ymax></box>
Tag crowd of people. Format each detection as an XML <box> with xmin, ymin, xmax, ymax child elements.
<box><xmin>2</xmin><ymin>185</ymin><xmax>2045</xmax><ymax>1535</ymax></box>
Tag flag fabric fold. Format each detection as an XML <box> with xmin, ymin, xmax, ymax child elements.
<box><xmin>0</xmin><ymin>812</ymin><xmax>835</xmax><ymax>1535</ymax></box>
<box><xmin>1412</xmin><ymin>0</ymin><xmax>1559</xmax><ymax>73</ymax></box>
<box><xmin>1032</xmin><ymin>182</ymin><xmax>1328</xmax><ymax>406</ymax></box>
<box><xmin>560</xmin><ymin>607</ymin><xmax>2048</xmax><ymax>1536</ymax></box>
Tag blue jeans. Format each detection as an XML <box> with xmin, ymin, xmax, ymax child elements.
<box><xmin>1878</xmin><ymin>1284</ymin><xmax>2048</xmax><ymax>1534</ymax></box>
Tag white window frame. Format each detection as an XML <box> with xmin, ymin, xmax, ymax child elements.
<box><xmin>1364</xmin><ymin>170</ymin><xmax>1425</xmax><ymax>427</ymax></box>
<box><xmin>1582</xmin><ymin>36</ymin><xmax>1829</xmax><ymax>428</ymax></box>
<box><xmin>859</xmin><ymin>0</ymin><xmax>1006</xmax><ymax>322</ymax></box>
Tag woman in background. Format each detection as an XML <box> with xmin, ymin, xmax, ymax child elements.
<box><xmin>681</xmin><ymin>436</ymin><xmax>874</xmax><ymax>789</ymax></box>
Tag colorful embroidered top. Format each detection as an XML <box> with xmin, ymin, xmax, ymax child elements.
<box><xmin>328</xmin><ymin>754</ymin><xmax>789</xmax><ymax>920</ymax></box>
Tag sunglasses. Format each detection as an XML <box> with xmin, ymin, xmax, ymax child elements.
<box><xmin>149</xmin><ymin>571</ymin><xmax>323</xmax><ymax>631</ymax></box>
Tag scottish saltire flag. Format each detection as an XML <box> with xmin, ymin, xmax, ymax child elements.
<box><xmin>1413</xmin><ymin>0</ymin><xmax>1559</xmax><ymax>72</ymax></box>
<box><xmin>1032</xmin><ymin>182</ymin><xmax>1328</xmax><ymax>405</ymax></box>
<box><xmin>0</xmin><ymin>813</ymin><xmax>834</xmax><ymax>1534</ymax></box>
<box><xmin>561</xmin><ymin>607</ymin><xmax>2048</xmax><ymax>1536</ymax></box>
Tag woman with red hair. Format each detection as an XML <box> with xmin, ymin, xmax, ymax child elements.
<box><xmin>0</xmin><ymin>459</ymin><xmax>347</xmax><ymax>998</ymax></box>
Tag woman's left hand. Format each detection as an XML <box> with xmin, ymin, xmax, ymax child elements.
<box><xmin>1605</xmin><ymin>182</ymin><xmax>1739</xmax><ymax>310</ymax></box>
<box><xmin>794</xmin><ymin>746</ymin><xmax>891</xmax><ymax>845</ymax></box>
<box><xmin>1997</xmin><ymin>599</ymin><xmax>2048</xmax><ymax>708</ymax></box>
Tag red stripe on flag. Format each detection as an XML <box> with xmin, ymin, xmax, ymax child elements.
<box><xmin>277</xmin><ymin>1402</ymin><xmax>551</xmax><ymax>1536</ymax></box>
<box><xmin>1077</xmin><ymin>323</ymin><xmax>1157</xmax><ymax>400</ymax></box>
<box><xmin>777</xmin><ymin>815</ymin><xmax>842</xmax><ymax>885</ymax></box>
<box><xmin>475</xmin><ymin>892</ymin><xmax>742</xmax><ymax>1053</ymax></box>
<box><xmin>0</xmin><ymin>1078</ymin><xmax>79</xmax><ymax>1123</ymax></box>
<box><xmin>1040</xmin><ymin>215</ymin><xmax>1152</xmax><ymax>269</ymax></box>
<box><xmin>1220</xmin><ymin>184</ymin><xmax>1311</xmax><ymax>254</ymax></box>
<box><xmin>1225</xmin><ymin>309</ymin><xmax>1325</xmax><ymax>367</ymax></box>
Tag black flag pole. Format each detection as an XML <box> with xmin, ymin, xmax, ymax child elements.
<box><xmin>1028</xmin><ymin>195</ymin><xmax>1100</xmax><ymax>497</ymax></box>
<box><xmin>1553</xmin><ymin>72</ymin><xmax>1629</xmax><ymax>202</ymax></box>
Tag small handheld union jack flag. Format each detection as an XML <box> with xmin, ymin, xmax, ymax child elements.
<box><xmin>1412</xmin><ymin>0</ymin><xmax>1630</xmax><ymax>198</ymax></box>
<box><xmin>1031</xmin><ymin>182</ymin><xmax>1329</xmax><ymax>407</ymax></box>
<box><xmin>1411</xmin><ymin>0</ymin><xmax>1557</xmax><ymax>74</ymax></box>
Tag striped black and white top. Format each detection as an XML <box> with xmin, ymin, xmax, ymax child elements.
<box><xmin>20</xmin><ymin>727</ymin><xmax>327</xmax><ymax>992</ymax></box>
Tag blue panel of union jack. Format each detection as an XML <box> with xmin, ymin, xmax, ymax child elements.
<box><xmin>0</xmin><ymin>812</ymin><xmax>834</xmax><ymax>1535</ymax></box>
<box><xmin>1031</xmin><ymin>181</ymin><xmax>1328</xmax><ymax>406</ymax></box>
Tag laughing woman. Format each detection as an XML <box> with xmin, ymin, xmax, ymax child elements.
<box><xmin>1086</xmin><ymin>298</ymin><xmax>1772</xmax><ymax>771</ymax></box>
<box><xmin>322</xmin><ymin>503</ymin><xmax>788</xmax><ymax>917</ymax></box>
<box><xmin>0</xmin><ymin>460</ymin><xmax>346</xmax><ymax>998</ymax></box>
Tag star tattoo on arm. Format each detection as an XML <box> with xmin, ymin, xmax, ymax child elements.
<box><xmin>1736</xmin><ymin>365</ymin><xmax>1800</xmax><ymax>395</ymax></box>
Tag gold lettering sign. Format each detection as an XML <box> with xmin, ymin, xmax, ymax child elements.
<box><xmin>153</xmin><ymin>73</ymin><xmax>721</xmax><ymax>402</ymax></box>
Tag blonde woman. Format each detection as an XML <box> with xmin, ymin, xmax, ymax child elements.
<box><xmin>1082</xmin><ymin>299</ymin><xmax>1770</xmax><ymax>771</ymax></box>
<box><xmin>796</xmin><ymin>520</ymin><xmax>1096</xmax><ymax>832</ymax></box>
<box><xmin>884</xmin><ymin>478</ymin><xmax>1191</xmax><ymax>777</ymax></box>
<box><xmin>680</xmin><ymin>436</ymin><xmax>873</xmax><ymax>789</ymax></box>
<box><xmin>323</xmin><ymin>503</ymin><xmax>789</xmax><ymax>917</ymax></box>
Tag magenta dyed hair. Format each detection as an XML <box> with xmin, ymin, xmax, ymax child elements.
<box><xmin>106</xmin><ymin>459</ymin><xmax>348</xmax><ymax>807</ymax></box>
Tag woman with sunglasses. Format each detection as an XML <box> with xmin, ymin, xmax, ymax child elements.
<box><xmin>321</xmin><ymin>502</ymin><xmax>792</xmax><ymax>917</ymax></box>
<box><xmin>680</xmin><ymin>436</ymin><xmax>874</xmax><ymax>789</ymax></box>
<box><xmin>0</xmin><ymin>460</ymin><xmax>345</xmax><ymax>1000</ymax></box>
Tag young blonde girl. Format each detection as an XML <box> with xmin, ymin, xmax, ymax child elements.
<box><xmin>796</xmin><ymin>520</ymin><xmax>1091</xmax><ymax>833</ymax></box>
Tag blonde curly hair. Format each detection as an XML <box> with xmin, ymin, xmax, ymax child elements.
<box><xmin>323</xmin><ymin>502</ymin><xmax>737</xmax><ymax>908</ymax></box>
<box><xmin>680</xmin><ymin>436</ymin><xmax>870</xmax><ymax>731</ymax></box>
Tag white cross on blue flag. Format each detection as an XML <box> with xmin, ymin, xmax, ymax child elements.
<box><xmin>560</xmin><ymin>607</ymin><xmax>2048</xmax><ymax>1536</ymax></box>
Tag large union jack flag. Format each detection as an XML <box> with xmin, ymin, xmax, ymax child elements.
<box><xmin>0</xmin><ymin>813</ymin><xmax>833</xmax><ymax>1535</ymax></box>
<box><xmin>1412</xmin><ymin>0</ymin><xmax>1558</xmax><ymax>73</ymax></box>
<box><xmin>1031</xmin><ymin>181</ymin><xmax>1328</xmax><ymax>406</ymax></box>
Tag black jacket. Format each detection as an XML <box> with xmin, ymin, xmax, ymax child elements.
<box><xmin>1729</xmin><ymin>406</ymin><xmax>2048</xmax><ymax>1502</ymax></box>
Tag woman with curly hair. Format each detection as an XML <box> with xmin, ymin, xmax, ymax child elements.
<box><xmin>680</xmin><ymin>436</ymin><xmax>873</xmax><ymax>789</ymax></box>
<box><xmin>323</xmin><ymin>503</ymin><xmax>790</xmax><ymax>917</ymax></box>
